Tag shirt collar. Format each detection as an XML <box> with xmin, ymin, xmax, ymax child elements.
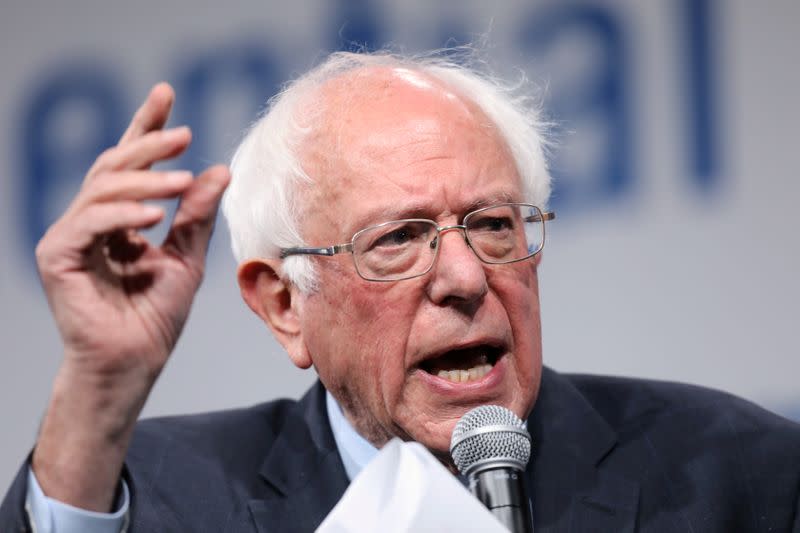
<box><xmin>325</xmin><ymin>390</ymin><xmax>379</xmax><ymax>480</ymax></box>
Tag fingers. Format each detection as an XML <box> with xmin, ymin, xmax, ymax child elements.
<box><xmin>45</xmin><ymin>165</ymin><xmax>194</xmax><ymax>269</ymax></box>
<box><xmin>74</xmin><ymin>203</ymin><xmax>164</xmax><ymax>243</ymax></box>
<box><xmin>39</xmin><ymin>85</ymin><xmax>229</xmax><ymax>282</ymax></box>
<box><xmin>87</xmin><ymin>127</ymin><xmax>191</xmax><ymax>183</ymax></box>
<box><xmin>119</xmin><ymin>83</ymin><xmax>175</xmax><ymax>145</ymax></box>
<box><xmin>38</xmin><ymin>201</ymin><xmax>165</xmax><ymax>269</ymax></box>
<box><xmin>84</xmin><ymin>83</ymin><xmax>185</xmax><ymax>188</ymax></box>
<box><xmin>164</xmin><ymin>165</ymin><xmax>231</xmax><ymax>265</ymax></box>
<box><xmin>75</xmin><ymin>170</ymin><xmax>193</xmax><ymax>208</ymax></box>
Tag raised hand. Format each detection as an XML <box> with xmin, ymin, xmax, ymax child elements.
<box><xmin>31</xmin><ymin>83</ymin><xmax>230</xmax><ymax>512</ymax></box>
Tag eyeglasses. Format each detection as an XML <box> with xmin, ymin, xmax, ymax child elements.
<box><xmin>280</xmin><ymin>203</ymin><xmax>555</xmax><ymax>282</ymax></box>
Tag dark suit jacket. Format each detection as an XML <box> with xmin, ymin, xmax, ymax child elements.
<box><xmin>2</xmin><ymin>367</ymin><xmax>799</xmax><ymax>532</ymax></box>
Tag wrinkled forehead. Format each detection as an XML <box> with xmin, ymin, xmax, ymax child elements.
<box><xmin>295</xmin><ymin>65</ymin><xmax>517</xmax><ymax>206</ymax></box>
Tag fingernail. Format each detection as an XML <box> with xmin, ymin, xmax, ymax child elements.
<box><xmin>164</xmin><ymin>126</ymin><xmax>190</xmax><ymax>140</ymax></box>
<box><xmin>143</xmin><ymin>205</ymin><xmax>164</xmax><ymax>217</ymax></box>
<box><xmin>166</xmin><ymin>171</ymin><xmax>193</xmax><ymax>184</ymax></box>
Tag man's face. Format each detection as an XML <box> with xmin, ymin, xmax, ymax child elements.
<box><xmin>295</xmin><ymin>69</ymin><xmax>543</xmax><ymax>456</ymax></box>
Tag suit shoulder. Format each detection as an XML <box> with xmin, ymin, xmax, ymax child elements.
<box><xmin>136</xmin><ymin>397</ymin><xmax>298</xmax><ymax>442</ymax></box>
<box><xmin>564</xmin><ymin>373</ymin><xmax>800</xmax><ymax>440</ymax></box>
<box><xmin>128</xmin><ymin>397</ymin><xmax>301</xmax><ymax>480</ymax></box>
<box><xmin>559</xmin><ymin>373</ymin><xmax>800</xmax><ymax>530</ymax></box>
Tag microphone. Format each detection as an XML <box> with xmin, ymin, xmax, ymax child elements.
<box><xmin>450</xmin><ymin>405</ymin><xmax>533</xmax><ymax>533</ymax></box>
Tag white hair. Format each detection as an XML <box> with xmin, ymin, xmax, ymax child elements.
<box><xmin>222</xmin><ymin>48</ymin><xmax>552</xmax><ymax>293</ymax></box>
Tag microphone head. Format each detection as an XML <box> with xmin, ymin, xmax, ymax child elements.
<box><xmin>449</xmin><ymin>405</ymin><xmax>532</xmax><ymax>476</ymax></box>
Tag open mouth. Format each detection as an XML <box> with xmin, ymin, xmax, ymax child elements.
<box><xmin>419</xmin><ymin>344</ymin><xmax>503</xmax><ymax>384</ymax></box>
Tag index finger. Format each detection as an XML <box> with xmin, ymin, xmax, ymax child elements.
<box><xmin>118</xmin><ymin>82</ymin><xmax>175</xmax><ymax>145</ymax></box>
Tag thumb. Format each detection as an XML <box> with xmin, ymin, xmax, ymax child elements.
<box><xmin>163</xmin><ymin>165</ymin><xmax>231</xmax><ymax>266</ymax></box>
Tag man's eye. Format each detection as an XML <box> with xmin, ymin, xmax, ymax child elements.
<box><xmin>373</xmin><ymin>227</ymin><xmax>416</xmax><ymax>248</ymax></box>
<box><xmin>472</xmin><ymin>216</ymin><xmax>514</xmax><ymax>232</ymax></box>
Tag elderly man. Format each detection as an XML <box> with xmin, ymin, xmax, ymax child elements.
<box><xmin>1</xmin><ymin>50</ymin><xmax>799</xmax><ymax>532</ymax></box>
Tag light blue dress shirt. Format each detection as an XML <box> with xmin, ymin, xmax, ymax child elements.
<box><xmin>26</xmin><ymin>468</ymin><xmax>129</xmax><ymax>533</ymax></box>
<box><xmin>25</xmin><ymin>391</ymin><xmax>373</xmax><ymax>532</ymax></box>
<box><xmin>325</xmin><ymin>390</ymin><xmax>379</xmax><ymax>480</ymax></box>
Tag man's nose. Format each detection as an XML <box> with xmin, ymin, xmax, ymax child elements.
<box><xmin>425</xmin><ymin>227</ymin><xmax>488</xmax><ymax>307</ymax></box>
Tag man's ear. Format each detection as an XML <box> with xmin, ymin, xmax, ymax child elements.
<box><xmin>237</xmin><ymin>259</ymin><xmax>313</xmax><ymax>369</ymax></box>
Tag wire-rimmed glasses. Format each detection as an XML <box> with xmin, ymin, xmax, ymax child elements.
<box><xmin>280</xmin><ymin>203</ymin><xmax>555</xmax><ymax>282</ymax></box>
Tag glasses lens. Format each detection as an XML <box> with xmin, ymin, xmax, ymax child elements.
<box><xmin>465</xmin><ymin>204</ymin><xmax>544</xmax><ymax>264</ymax></box>
<box><xmin>352</xmin><ymin>220</ymin><xmax>438</xmax><ymax>280</ymax></box>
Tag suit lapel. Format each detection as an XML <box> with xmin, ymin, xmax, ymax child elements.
<box><xmin>247</xmin><ymin>382</ymin><xmax>349</xmax><ymax>532</ymax></box>
<box><xmin>528</xmin><ymin>368</ymin><xmax>639</xmax><ymax>533</ymax></box>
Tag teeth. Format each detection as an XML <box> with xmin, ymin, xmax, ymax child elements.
<box><xmin>436</xmin><ymin>364</ymin><xmax>492</xmax><ymax>383</ymax></box>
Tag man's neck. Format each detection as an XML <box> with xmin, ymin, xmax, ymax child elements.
<box><xmin>325</xmin><ymin>390</ymin><xmax>379</xmax><ymax>480</ymax></box>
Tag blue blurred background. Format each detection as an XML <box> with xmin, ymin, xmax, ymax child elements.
<box><xmin>2</xmin><ymin>0</ymin><xmax>798</xmax><ymax>492</ymax></box>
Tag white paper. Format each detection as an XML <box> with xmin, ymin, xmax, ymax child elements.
<box><xmin>317</xmin><ymin>439</ymin><xmax>508</xmax><ymax>532</ymax></box>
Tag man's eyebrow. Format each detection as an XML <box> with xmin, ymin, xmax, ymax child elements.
<box><xmin>461</xmin><ymin>192</ymin><xmax>520</xmax><ymax>214</ymax></box>
<box><xmin>349</xmin><ymin>191</ymin><xmax>522</xmax><ymax>232</ymax></box>
<box><xmin>351</xmin><ymin>203</ymin><xmax>432</xmax><ymax>231</ymax></box>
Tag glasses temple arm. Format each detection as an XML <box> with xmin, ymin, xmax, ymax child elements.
<box><xmin>523</xmin><ymin>211</ymin><xmax>556</xmax><ymax>223</ymax></box>
<box><xmin>279</xmin><ymin>243</ymin><xmax>353</xmax><ymax>259</ymax></box>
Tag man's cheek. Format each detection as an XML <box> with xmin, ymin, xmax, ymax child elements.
<box><xmin>500</xmin><ymin>271</ymin><xmax>539</xmax><ymax>313</ymax></box>
<box><xmin>354</xmin><ymin>290</ymin><xmax>419</xmax><ymax>329</ymax></box>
